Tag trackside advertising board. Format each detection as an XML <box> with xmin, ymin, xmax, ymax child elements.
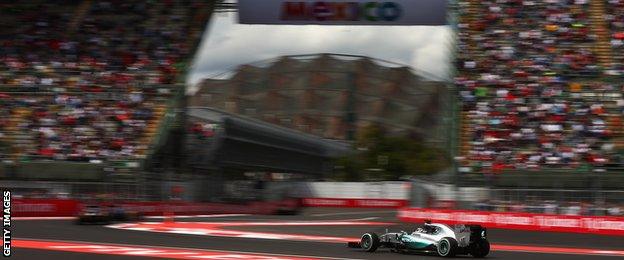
<box><xmin>302</xmin><ymin>198</ymin><xmax>408</xmax><ymax>208</ymax></box>
<box><xmin>399</xmin><ymin>208</ymin><xmax>624</xmax><ymax>236</ymax></box>
<box><xmin>238</xmin><ymin>0</ymin><xmax>447</xmax><ymax>25</ymax></box>
<box><xmin>11</xmin><ymin>199</ymin><xmax>301</xmax><ymax>217</ymax></box>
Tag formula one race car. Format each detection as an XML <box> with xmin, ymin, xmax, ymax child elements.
<box><xmin>348</xmin><ymin>221</ymin><xmax>490</xmax><ymax>258</ymax></box>
<box><xmin>107</xmin><ymin>204</ymin><xmax>144</xmax><ymax>222</ymax></box>
<box><xmin>76</xmin><ymin>204</ymin><xmax>143</xmax><ymax>225</ymax></box>
<box><xmin>76</xmin><ymin>205</ymin><xmax>111</xmax><ymax>224</ymax></box>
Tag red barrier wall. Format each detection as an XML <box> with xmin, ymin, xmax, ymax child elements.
<box><xmin>398</xmin><ymin>207</ymin><xmax>624</xmax><ymax>236</ymax></box>
<box><xmin>13</xmin><ymin>199</ymin><xmax>80</xmax><ymax>217</ymax></box>
<box><xmin>12</xmin><ymin>198</ymin><xmax>405</xmax><ymax>217</ymax></box>
<box><xmin>117</xmin><ymin>199</ymin><xmax>300</xmax><ymax>216</ymax></box>
<box><xmin>12</xmin><ymin>199</ymin><xmax>300</xmax><ymax>217</ymax></box>
<box><xmin>302</xmin><ymin>198</ymin><xmax>408</xmax><ymax>208</ymax></box>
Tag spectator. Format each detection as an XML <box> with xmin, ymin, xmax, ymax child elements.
<box><xmin>457</xmin><ymin>0</ymin><xmax>622</xmax><ymax>172</ymax></box>
<box><xmin>0</xmin><ymin>1</ymin><xmax>207</xmax><ymax>161</ymax></box>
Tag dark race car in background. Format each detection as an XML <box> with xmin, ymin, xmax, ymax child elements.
<box><xmin>107</xmin><ymin>204</ymin><xmax>144</xmax><ymax>222</ymax></box>
<box><xmin>76</xmin><ymin>204</ymin><xmax>143</xmax><ymax>224</ymax></box>
<box><xmin>76</xmin><ymin>205</ymin><xmax>111</xmax><ymax>224</ymax></box>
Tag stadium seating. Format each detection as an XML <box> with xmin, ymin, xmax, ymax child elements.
<box><xmin>0</xmin><ymin>1</ymin><xmax>208</xmax><ymax>162</ymax></box>
<box><xmin>456</xmin><ymin>0</ymin><xmax>624</xmax><ymax>173</ymax></box>
<box><xmin>606</xmin><ymin>0</ymin><xmax>624</xmax><ymax>70</ymax></box>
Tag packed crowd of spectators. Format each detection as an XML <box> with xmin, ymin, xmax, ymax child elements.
<box><xmin>0</xmin><ymin>1</ymin><xmax>207</xmax><ymax>161</ymax></box>
<box><xmin>606</xmin><ymin>0</ymin><xmax>624</xmax><ymax>67</ymax></box>
<box><xmin>473</xmin><ymin>199</ymin><xmax>623</xmax><ymax>216</ymax></box>
<box><xmin>0</xmin><ymin>96</ymin><xmax>12</xmax><ymax>159</ymax></box>
<box><xmin>11</xmin><ymin>92</ymin><xmax>155</xmax><ymax>161</ymax></box>
<box><xmin>456</xmin><ymin>0</ymin><xmax>624</xmax><ymax>172</ymax></box>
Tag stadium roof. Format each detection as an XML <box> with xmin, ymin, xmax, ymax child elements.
<box><xmin>192</xmin><ymin>53</ymin><xmax>448</xmax><ymax>87</ymax></box>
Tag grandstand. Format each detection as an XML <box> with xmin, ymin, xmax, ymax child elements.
<box><xmin>454</xmin><ymin>0</ymin><xmax>624</xmax><ymax>175</ymax></box>
<box><xmin>0</xmin><ymin>1</ymin><xmax>212</xmax><ymax>165</ymax></box>
<box><xmin>0</xmin><ymin>1</ymin><xmax>215</xmax><ymax>190</ymax></box>
<box><xmin>189</xmin><ymin>54</ymin><xmax>450</xmax><ymax>143</ymax></box>
<box><xmin>0</xmin><ymin>0</ymin><xmax>621</xmax><ymax>219</ymax></box>
<box><xmin>1</xmin><ymin>0</ymin><xmax>623</xmax><ymax>199</ymax></box>
<box><xmin>0</xmin><ymin>2</ymin><xmax>353</xmax><ymax>200</ymax></box>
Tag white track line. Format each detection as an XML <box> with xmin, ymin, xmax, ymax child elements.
<box><xmin>347</xmin><ymin>217</ymin><xmax>380</xmax><ymax>221</ymax></box>
<box><xmin>13</xmin><ymin>217</ymin><xmax>75</xmax><ymax>220</ymax></box>
<box><xmin>15</xmin><ymin>238</ymin><xmax>365</xmax><ymax>260</ymax></box>
<box><xmin>13</xmin><ymin>214</ymin><xmax>250</xmax><ymax>221</ymax></box>
<box><xmin>145</xmin><ymin>214</ymin><xmax>250</xmax><ymax>219</ymax></box>
<box><xmin>311</xmin><ymin>210</ymin><xmax>396</xmax><ymax>217</ymax></box>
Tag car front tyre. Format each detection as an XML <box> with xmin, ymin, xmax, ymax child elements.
<box><xmin>470</xmin><ymin>239</ymin><xmax>490</xmax><ymax>258</ymax></box>
<box><xmin>437</xmin><ymin>237</ymin><xmax>458</xmax><ymax>257</ymax></box>
<box><xmin>361</xmin><ymin>232</ymin><xmax>380</xmax><ymax>252</ymax></box>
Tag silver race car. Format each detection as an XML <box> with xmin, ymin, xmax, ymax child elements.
<box><xmin>348</xmin><ymin>221</ymin><xmax>490</xmax><ymax>258</ymax></box>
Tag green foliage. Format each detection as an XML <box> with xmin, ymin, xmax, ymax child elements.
<box><xmin>333</xmin><ymin>156</ymin><xmax>362</xmax><ymax>181</ymax></box>
<box><xmin>332</xmin><ymin>125</ymin><xmax>449</xmax><ymax>181</ymax></box>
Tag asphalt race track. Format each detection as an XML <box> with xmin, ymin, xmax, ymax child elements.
<box><xmin>12</xmin><ymin>208</ymin><xmax>624</xmax><ymax>259</ymax></box>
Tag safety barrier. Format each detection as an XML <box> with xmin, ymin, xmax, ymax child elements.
<box><xmin>398</xmin><ymin>208</ymin><xmax>624</xmax><ymax>236</ymax></box>
<box><xmin>13</xmin><ymin>199</ymin><xmax>80</xmax><ymax>217</ymax></box>
<box><xmin>12</xmin><ymin>198</ymin><xmax>300</xmax><ymax>217</ymax></box>
<box><xmin>302</xmin><ymin>198</ymin><xmax>408</xmax><ymax>208</ymax></box>
<box><xmin>306</xmin><ymin>182</ymin><xmax>410</xmax><ymax>199</ymax></box>
<box><xmin>12</xmin><ymin>197</ymin><xmax>407</xmax><ymax>218</ymax></box>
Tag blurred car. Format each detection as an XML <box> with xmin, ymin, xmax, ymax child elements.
<box><xmin>107</xmin><ymin>205</ymin><xmax>143</xmax><ymax>222</ymax></box>
<box><xmin>76</xmin><ymin>205</ymin><xmax>111</xmax><ymax>224</ymax></box>
<box><xmin>76</xmin><ymin>204</ymin><xmax>143</xmax><ymax>225</ymax></box>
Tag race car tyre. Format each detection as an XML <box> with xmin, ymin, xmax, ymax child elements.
<box><xmin>470</xmin><ymin>239</ymin><xmax>490</xmax><ymax>258</ymax></box>
<box><xmin>360</xmin><ymin>232</ymin><xmax>380</xmax><ymax>252</ymax></box>
<box><xmin>437</xmin><ymin>237</ymin><xmax>458</xmax><ymax>257</ymax></box>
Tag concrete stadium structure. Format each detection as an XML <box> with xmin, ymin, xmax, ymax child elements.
<box><xmin>190</xmin><ymin>54</ymin><xmax>450</xmax><ymax>143</ymax></box>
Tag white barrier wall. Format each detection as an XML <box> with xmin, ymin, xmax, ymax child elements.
<box><xmin>304</xmin><ymin>181</ymin><xmax>489</xmax><ymax>202</ymax></box>
<box><xmin>306</xmin><ymin>182</ymin><xmax>410</xmax><ymax>199</ymax></box>
<box><xmin>420</xmin><ymin>183</ymin><xmax>489</xmax><ymax>202</ymax></box>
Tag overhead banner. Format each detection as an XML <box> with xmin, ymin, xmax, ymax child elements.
<box><xmin>238</xmin><ymin>0</ymin><xmax>447</xmax><ymax>25</ymax></box>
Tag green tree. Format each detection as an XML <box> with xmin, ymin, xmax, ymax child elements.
<box><xmin>332</xmin><ymin>125</ymin><xmax>449</xmax><ymax>181</ymax></box>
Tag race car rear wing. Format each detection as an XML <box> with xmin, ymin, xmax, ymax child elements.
<box><xmin>467</xmin><ymin>225</ymin><xmax>487</xmax><ymax>241</ymax></box>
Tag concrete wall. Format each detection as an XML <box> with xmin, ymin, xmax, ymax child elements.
<box><xmin>304</xmin><ymin>181</ymin><xmax>489</xmax><ymax>202</ymax></box>
<box><xmin>306</xmin><ymin>182</ymin><xmax>410</xmax><ymax>199</ymax></box>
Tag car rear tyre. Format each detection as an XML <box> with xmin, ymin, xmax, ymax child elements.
<box><xmin>470</xmin><ymin>239</ymin><xmax>490</xmax><ymax>258</ymax></box>
<box><xmin>437</xmin><ymin>237</ymin><xmax>458</xmax><ymax>257</ymax></box>
<box><xmin>360</xmin><ymin>232</ymin><xmax>380</xmax><ymax>252</ymax></box>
